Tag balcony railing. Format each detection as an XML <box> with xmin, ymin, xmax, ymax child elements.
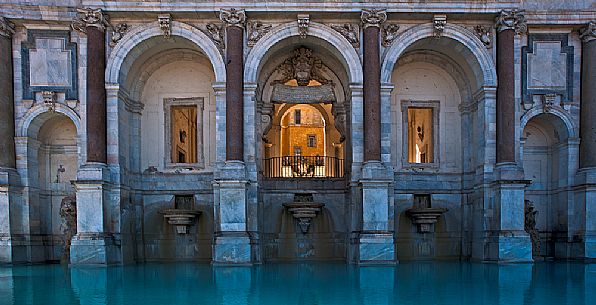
<box><xmin>262</xmin><ymin>156</ymin><xmax>344</xmax><ymax>178</ymax></box>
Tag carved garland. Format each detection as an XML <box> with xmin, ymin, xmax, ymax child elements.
<box><xmin>247</xmin><ymin>21</ymin><xmax>272</xmax><ymax>47</ymax></box>
<box><xmin>330</xmin><ymin>23</ymin><xmax>359</xmax><ymax>48</ymax></box>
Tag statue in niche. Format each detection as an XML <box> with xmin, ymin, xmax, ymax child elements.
<box><xmin>59</xmin><ymin>195</ymin><xmax>77</xmax><ymax>263</ymax></box>
<box><xmin>524</xmin><ymin>199</ymin><xmax>541</xmax><ymax>257</ymax></box>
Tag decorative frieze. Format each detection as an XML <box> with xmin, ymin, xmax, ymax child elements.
<box><xmin>71</xmin><ymin>8</ymin><xmax>128</xmax><ymax>46</ymax></box>
<box><xmin>495</xmin><ymin>9</ymin><xmax>527</xmax><ymax>35</ymax></box>
<box><xmin>157</xmin><ymin>14</ymin><xmax>171</xmax><ymax>39</ymax></box>
<box><xmin>330</xmin><ymin>23</ymin><xmax>359</xmax><ymax>48</ymax></box>
<box><xmin>297</xmin><ymin>14</ymin><xmax>310</xmax><ymax>38</ymax></box>
<box><xmin>247</xmin><ymin>21</ymin><xmax>271</xmax><ymax>47</ymax></box>
<box><xmin>579</xmin><ymin>21</ymin><xmax>596</xmax><ymax>43</ymax></box>
<box><xmin>474</xmin><ymin>25</ymin><xmax>492</xmax><ymax>48</ymax></box>
<box><xmin>361</xmin><ymin>9</ymin><xmax>386</xmax><ymax>28</ymax></box>
<box><xmin>381</xmin><ymin>24</ymin><xmax>400</xmax><ymax>47</ymax></box>
<box><xmin>0</xmin><ymin>16</ymin><xmax>15</xmax><ymax>38</ymax></box>
<box><xmin>433</xmin><ymin>14</ymin><xmax>447</xmax><ymax>38</ymax></box>
<box><xmin>220</xmin><ymin>8</ymin><xmax>246</xmax><ymax>28</ymax></box>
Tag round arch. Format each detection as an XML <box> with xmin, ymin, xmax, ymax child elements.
<box><xmin>245</xmin><ymin>21</ymin><xmax>363</xmax><ymax>84</ymax></box>
<box><xmin>381</xmin><ymin>23</ymin><xmax>497</xmax><ymax>88</ymax></box>
<box><xmin>106</xmin><ymin>21</ymin><xmax>226</xmax><ymax>84</ymax></box>
<box><xmin>274</xmin><ymin>103</ymin><xmax>331</xmax><ymax>128</ymax></box>
<box><xmin>17</xmin><ymin>104</ymin><xmax>82</xmax><ymax>138</ymax></box>
<box><xmin>520</xmin><ymin>108</ymin><xmax>577</xmax><ymax>140</ymax></box>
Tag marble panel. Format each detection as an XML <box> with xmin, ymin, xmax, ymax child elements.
<box><xmin>21</xmin><ymin>30</ymin><xmax>77</xmax><ymax>100</ymax></box>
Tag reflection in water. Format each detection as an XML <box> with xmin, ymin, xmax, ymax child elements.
<box><xmin>0</xmin><ymin>262</ymin><xmax>594</xmax><ymax>305</ymax></box>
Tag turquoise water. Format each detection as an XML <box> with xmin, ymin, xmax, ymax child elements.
<box><xmin>0</xmin><ymin>262</ymin><xmax>594</xmax><ymax>305</ymax></box>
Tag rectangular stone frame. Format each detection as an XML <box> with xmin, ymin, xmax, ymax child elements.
<box><xmin>21</xmin><ymin>29</ymin><xmax>78</xmax><ymax>100</ymax></box>
<box><xmin>163</xmin><ymin>97</ymin><xmax>205</xmax><ymax>170</ymax></box>
<box><xmin>400</xmin><ymin>100</ymin><xmax>440</xmax><ymax>169</ymax></box>
<box><xmin>522</xmin><ymin>33</ymin><xmax>574</xmax><ymax>104</ymax></box>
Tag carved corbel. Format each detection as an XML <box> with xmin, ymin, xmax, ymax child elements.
<box><xmin>298</xmin><ymin>14</ymin><xmax>310</xmax><ymax>38</ymax></box>
<box><xmin>0</xmin><ymin>16</ymin><xmax>15</xmax><ymax>38</ymax></box>
<box><xmin>361</xmin><ymin>9</ymin><xmax>387</xmax><ymax>29</ymax></box>
<box><xmin>71</xmin><ymin>8</ymin><xmax>128</xmax><ymax>46</ymax></box>
<box><xmin>247</xmin><ymin>21</ymin><xmax>271</xmax><ymax>47</ymax></box>
<box><xmin>382</xmin><ymin>24</ymin><xmax>400</xmax><ymax>47</ymax></box>
<box><xmin>433</xmin><ymin>14</ymin><xmax>447</xmax><ymax>38</ymax></box>
<box><xmin>330</xmin><ymin>23</ymin><xmax>359</xmax><ymax>48</ymax></box>
<box><xmin>495</xmin><ymin>9</ymin><xmax>527</xmax><ymax>35</ymax></box>
<box><xmin>41</xmin><ymin>91</ymin><xmax>56</xmax><ymax>111</ymax></box>
<box><xmin>158</xmin><ymin>14</ymin><xmax>171</xmax><ymax>39</ymax></box>
<box><xmin>580</xmin><ymin>21</ymin><xmax>596</xmax><ymax>43</ymax></box>
<box><xmin>474</xmin><ymin>25</ymin><xmax>492</xmax><ymax>48</ymax></box>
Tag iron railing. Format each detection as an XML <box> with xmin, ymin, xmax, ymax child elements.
<box><xmin>262</xmin><ymin>156</ymin><xmax>344</xmax><ymax>178</ymax></box>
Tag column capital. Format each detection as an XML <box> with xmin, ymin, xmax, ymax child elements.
<box><xmin>361</xmin><ymin>9</ymin><xmax>387</xmax><ymax>29</ymax></box>
<box><xmin>0</xmin><ymin>16</ymin><xmax>15</xmax><ymax>38</ymax></box>
<box><xmin>220</xmin><ymin>8</ymin><xmax>246</xmax><ymax>28</ymax></box>
<box><xmin>495</xmin><ymin>9</ymin><xmax>527</xmax><ymax>34</ymax></box>
<box><xmin>580</xmin><ymin>21</ymin><xmax>596</xmax><ymax>43</ymax></box>
<box><xmin>71</xmin><ymin>7</ymin><xmax>110</xmax><ymax>33</ymax></box>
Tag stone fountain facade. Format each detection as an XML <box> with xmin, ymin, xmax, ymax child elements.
<box><xmin>0</xmin><ymin>0</ymin><xmax>595</xmax><ymax>265</ymax></box>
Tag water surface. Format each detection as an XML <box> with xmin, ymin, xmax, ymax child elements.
<box><xmin>0</xmin><ymin>262</ymin><xmax>594</xmax><ymax>305</ymax></box>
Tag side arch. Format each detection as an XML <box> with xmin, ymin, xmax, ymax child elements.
<box><xmin>245</xmin><ymin>21</ymin><xmax>363</xmax><ymax>84</ymax></box>
<box><xmin>17</xmin><ymin>104</ymin><xmax>82</xmax><ymax>138</ymax></box>
<box><xmin>106</xmin><ymin>21</ymin><xmax>226</xmax><ymax>84</ymax></box>
<box><xmin>520</xmin><ymin>108</ymin><xmax>577</xmax><ymax>140</ymax></box>
<box><xmin>381</xmin><ymin>23</ymin><xmax>497</xmax><ymax>88</ymax></box>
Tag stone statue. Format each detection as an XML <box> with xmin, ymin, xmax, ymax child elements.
<box><xmin>524</xmin><ymin>199</ymin><xmax>541</xmax><ymax>257</ymax></box>
<box><xmin>59</xmin><ymin>195</ymin><xmax>77</xmax><ymax>263</ymax></box>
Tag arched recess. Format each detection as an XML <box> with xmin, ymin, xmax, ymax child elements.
<box><xmin>21</xmin><ymin>108</ymin><xmax>80</xmax><ymax>261</ymax></box>
<box><xmin>381</xmin><ymin>23</ymin><xmax>497</xmax><ymax>90</ymax></box>
<box><xmin>520</xmin><ymin>112</ymin><xmax>576</xmax><ymax>257</ymax></box>
<box><xmin>106</xmin><ymin>21</ymin><xmax>225</xmax><ymax>83</ymax></box>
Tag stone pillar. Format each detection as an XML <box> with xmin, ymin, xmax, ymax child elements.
<box><xmin>484</xmin><ymin>10</ymin><xmax>532</xmax><ymax>263</ymax></box>
<box><xmin>213</xmin><ymin>9</ymin><xmax>253</xmax><ymax>265</ymax></box>
<box><xmin>575</xmin><ymin>21</ymin><xmax>596</xmax><ymax>259</ymax></box>
<box><xmin>362</xmin><ymin>13</ymin><xmax>382</xmax><ymax>162</ymax></box>
<box><xmin>357</xmin><ymin>9</ymin><xmax>395</xmax><ymax>264</ymax></box>
<box><xmin>70</xmin><ymin>8</ymin><xmax>117</xmax><ymax>265</ymax></box>
<box><xmin>0</xmin><ymin>16</ymin><xmax>22</xmax><ymax>264</ymax></box>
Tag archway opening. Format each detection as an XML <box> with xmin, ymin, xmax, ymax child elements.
<box><xmin>26</xmin><ymin>112</ymin><xmax>78</xmax><ymax>261</ymax></box>
<box><xmin>521</xmin><ymin>113</ymin><xmax>572</xmax><ymax>257</ymax></box>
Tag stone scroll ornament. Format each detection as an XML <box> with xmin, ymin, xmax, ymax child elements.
<box><xmin>220</xmin><ymin>8</ymin><xmax>246</xmax><ymax>28</ymax></box>
<box><xmin>71</xmin><ymin>8</ymin><xmax>128</xmax><ymax>47</ymax></box>
<box><xmin>580</xmin><ymin>21</ymin><xmax>596</xmax><ymax>43</ymax></box>
<box><xmin>59</xmin><ymin>195</ymin><xmax>77</xmax><ymax>263</ymax></box>
<box><xmin>495</xmin><ymin>9</ymin><xmax>527</xmax><ymax>34</ymax></box>
<box><xmin>361</xmin><ymin>9</ymin><xmax>387</xmax><ymax>28</ymax></box>
<box><xmin>0</xmin><ymin>16</ymin><xmax>15</xmax><ymax>38</ymax></box>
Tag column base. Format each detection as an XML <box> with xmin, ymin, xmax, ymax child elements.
<box><xmin>0</xmin><ymin>168</ymin><xmax>23</xmax><ymax>264</ymax></box>
<box><xmin>484</xmin><ymin>232</ymin><xmax>533</xmax><ymax>263</ymax></box>
<box><xmin>213</xmin><ymin>233</ymin><xmax>253</xmax><ymax>265</ymax></box>
<box><xmin>358</xmin><ymin>232</ymin><xmax>396</xmax><ymax>264</ymax></box>
<box><xmin>70</xmin><ymin>233</ymin><xmax>122</xmax><ymax>265</ymax></box>
<box><xmin>572</xmin><ymin>168</ymin><xmax>596</xmax><ymax>260</ymax></box>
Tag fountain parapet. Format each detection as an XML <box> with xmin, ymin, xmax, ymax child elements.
<box><xmin>405</xmin><ymin>195</ymin><xmax>447</xmax><ymax>233</ymax></box>
<box><xmin>283</xmin><ymin>193</ymin><xmax>324</xmax><ymax>234</ymax></box>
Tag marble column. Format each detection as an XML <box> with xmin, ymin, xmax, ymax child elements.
<box><xmin>357</xmin><ymin>9</ymin><xmax>395</xmax><ymax>264</ymax></box>
<box><xmin>485</xmin><ymin>10</ymin><xmax>532</xmax><ymax>263</ymax></box>
<box><xmin>213</xmin><ymin>9</ymin><xmax>253</xmax><ymax>265</ymax></box>
<box><xmin>0</xmin><ymin>16</ymin><xmax>21</xmax><ymax>264</ymax></box>
<box><xmin>70</xmin><ymin>8</ymin><xmax>117</xmax><ymax>265</ymax></box>
<box><xmin>495</xmin><ymin>14</ymin><xmax>516</xmax><ymax>164</ymax></box>
<box><xmin>362</xmin><ymin>13</ymin><xmax>382</xmax><ymax>162</ymax></box>
<box><xmin>225</xmin><ymin>10</ymin><xmax>244</xmax><ymax>162</ymax></box>
<box><xmin>576</xmin><ymin>21</ymin><xmax>596</xmax><ymax>259</ymax></box>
